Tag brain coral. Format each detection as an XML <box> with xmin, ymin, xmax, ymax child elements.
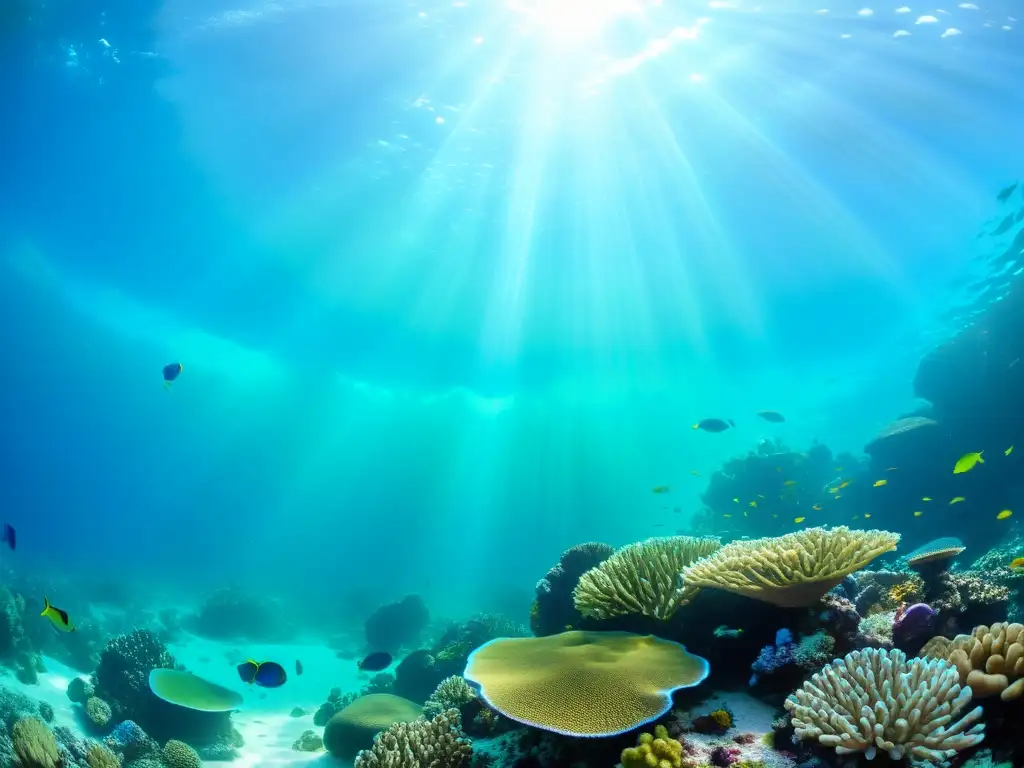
<box><xmin>920</xmin><ymin>622</ymin><xmax>1024</xmax><ymax>701</ymax></box>
<box><xmin>785</xmin><ymin>648</ymin><xmax>984</xmax><ymax>765</ymax></box>
<box><xmin>679</xmin><ymin>526</ymin><xmax>900</xmax><ymax>607</ymax></box>
<box><xmin>573</xmin><ymin>536</ymin><xmax>721</xmax><ymax>620</ymax></box>
<box><xmin>463</xmin><ymin>630</ymin><xmax>709</xmax><ymax>737</ymax></box>
<box><xmin>353</xmin><ymin>708</ymin><xmax>472</xmax><ymax>768</ymax></box>
<box><xmin>323</xmin><ymin>694</ymin><xmax>423</xmax><ymax>759</ymax></box>
<box><xmin>162</xmin><ymin>739</ymin><xmax>202</xmax><ymax>768</ymax></box>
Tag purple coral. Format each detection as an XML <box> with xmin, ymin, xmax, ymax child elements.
<box><xmin>750</xmin><ymin>628</ymin><xmax>795</xmax><ymax>685</ymax></box>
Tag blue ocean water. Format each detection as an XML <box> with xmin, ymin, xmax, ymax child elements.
<box><xmin>1</xmin><ymin>0</ymin><xmax>1022</xmax><ymax>631</ymax></box>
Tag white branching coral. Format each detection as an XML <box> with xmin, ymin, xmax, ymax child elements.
<box><xmin>784</xmin><ymin>648</ymin><xmax>985</xmax><ymax>767</ymax></box>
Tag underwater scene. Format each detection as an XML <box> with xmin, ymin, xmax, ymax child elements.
<box><xmin>2</xmin><ymin>1</ymin><xmax>1024</xmax><ymax>768</ymax></box>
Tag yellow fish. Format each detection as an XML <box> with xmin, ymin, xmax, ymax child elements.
<box><xmin>953</xmin><ymin>451</ymin><xmax>984</xmax><ymax>474</ymax></box>
<box><xmin>834</xmin><ymin>466</ymin><xmax>844</xmax><ymax>471</ymax></box>
<box><xmin>794</xmin><ymin>517</ymin><xmax>805</xmax><ymax>523</ymax></box>
<box><xmin>835</xmin><ymin>493</ymin><xmax>842</xmax><ymax>499</ymax></box>
<box><xmin>886</xmin><ymin>467</ymin><xmax>898</xmax><ymax>472</ymax></box>
<box><xmin>998</xmin><ymin>510</ymin><xmax>1013</xmax><ymax>520</ymax></box>
<box><xmin>913</xmin><ymin>511</ymin><xmax>923</xmax><ymax>517</ymax></box>
<box><xmin>873</xmin><ymin>479</ymin><xmax>887</xmax><ymax>487</ymax></box>
<box><xmin>812</xmin><ymin>504</ymin><xmax>822</xmax><ymax>511</ymax></box>
<box><xmin>922</xmin><ymin>497</ymin><xmax>932</xmax><ymax>502</ymax></box>
<box><xmin>1006</xmin><ymin>446</ymin><xmax>1014</xmax><ymax>456</ymax></box>
<box><xmin>950</xmin><ymin>497</ymin><xmax>966</xmax><ymax>505</ymax></box>
<box><xmin>41</xmin><ymin>597</ymin><xmax>75</xmax><ymax>633</ymax></box>
<box><xmin>864</xmin><ymin>513</ymin><xmax>872</xmax><ymax>519</ymax></box>
<box><xmin>652</xmin><ymin>485</ymin><xmax>670</xmax><ymax>494</ymax></box>
<box><xmin>723</xmin><ymin>513</ymin><xmax>733</xmax><ymax>518</ymax></box>
<box><xmin>733</xmin><ymin>497</ymin><xmax>739</xmax><ymax>503</ymax></box>
<box><xmin>783</xmin><ymin>480</ymin><xmax>797</xmax><ymax>486</ymax></box>
<box><xmin>1009</xmin><ymin>557</ymin><xmax>1024</xmax><ymax>572</ymax></box>
<box><xmin>829</xmin><ymin>487</ymin><xmax>839</xmax><ymax>494</ymax></box>
<box><xmin>749</xmin><ymin>501</ymin><xmax>758</xmax><ymax>508</ymax></box>
<box><xmin>839</xmin><ymin>481</ymin><xmax>851</xmax><ymax>489</ymax></box>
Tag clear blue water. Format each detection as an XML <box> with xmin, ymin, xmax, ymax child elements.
<box><xmin>1</xmin><ymin>0</ymin><xmax>1022</xmax><ymax>619</ymax></box>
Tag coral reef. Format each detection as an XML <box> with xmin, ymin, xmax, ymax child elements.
<box><xmin>365</xmin><ymin>596</ymin><xmax>430</xmax><ymax>654</ymax></box>
<box><xmin>85</xmin><ymin>743</ymin><xmax>120</xmax><ymax>768</ymax></box>
<box><xmin>323</xmin><ymin>693</ymin><xmax>423</xmax><ymax>759</ymax></box>
<box><xmin>187</xmin><ymin>586</ymin><xmax>295</xmax><ymax>642</ymax></box>
<box><xmin>84</xmin><ymin>696</ymin><xmax>113</xmax><ymax>731</ymax></box>
<box><xmin>463</xmin><ymin>630</ymin><xmax>709</xmax><ymax>736</ymax></box>
<box><xmin>531</xmin><ymin>542</ymin><xmax>615</xmax><ymax>636</ymax></box>
<box><xmin>353</xmin><ymin>709</ymin><xmax>472</xmax><ymax>768</ymax></box>
<box><xmin>678</xmin><ymin>527</ymin><xmax>900</xmax><ymax>607</ymax></box>
<box><xmin>92</xmin><ymin>629</ymin><xmax>238</xmax><ymax>748</ymax></box>
<box><xmin>573</xmin><ymin>536</ymin><xmax>721</xmax><ymax>620</ymax></box>
<box><xmin>104</xmin><ymin>720</ymin><xmax>160</xmax><ymax>762</ymax></box>
<box><xmin>857</xmin><ymin>611</ymin><xmax>896</xmax><ymax>649</ymax></box>
<box><xmin>424</xmin><ymin>676</ymin><xmax>477</xmax><ymax>719</ymax></box>
<box><xmin>785</xmin><ymin>648</ymin><xmax>985</xmax><ymax>764</ymax></box>
<box><xmin>67</xmin><ymin>677</ymin><xmax>95</xmax><ymax>704</ymax></box>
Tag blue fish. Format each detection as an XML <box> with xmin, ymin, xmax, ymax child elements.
<box><xmin>1</xmin><ymin>523</ymin><xmax>14</xmax><ymax>551</ymax></box>
<box><xmin>162</xmin><ymin>363</ymin><xmax>183</xmax><ymax>389</ymax></box>
<box><xmin>237</xmin><ymin>659</ymin><xmax>287</xmax><ymax>688</ymax></box>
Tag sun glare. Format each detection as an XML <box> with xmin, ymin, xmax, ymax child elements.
<box><xmin>507</xmin><ymin>0</ymin><xmax>648</xmax><ymax>42</ymax></box>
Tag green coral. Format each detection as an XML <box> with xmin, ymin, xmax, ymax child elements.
<box><xmin>85</xmin><ymin>696</ymin><xmax>113</xmax><ymax>730</ymax></box>
<box><xmin>11</xmin><ymin>717</ymin><xmax>60</xmax><ymax>768</ymax></box>
<box><xmin>291</xmin><ymin>730</ymin><xmax>323</xmax><ymax>752</ymax></box>
<box><xmin>162</xmin><ymin>740</ymin><xmax>202</xmax><ymax>768</ymax></box>
<box><xmin>86</xmin><ymin>743</ymin><xmax>121</xmax><ymax>768</ymax></box>
<box><xmin>424</xmin><ymin>676</ymin><xmax>476</xmax><ymax>718</ymax></box>
<box><xmin>621</xmin><ymin>724</ymin><xmax>692</xmax><ymax>768</ymax></box>
<box><xmin>792</xmin><ymin>631</ymin><xmax>835</xmax><ymax>670</ymax></box>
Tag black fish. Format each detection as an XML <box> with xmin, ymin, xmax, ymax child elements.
<box><xmin>1</xmin><ymin>523</ymin><xmax>15</xmax><ymax>551</ymax></box>
<box><xmin>693</xmin><ymin>418</ymin><xmax>735</xmax><ymax>433</ymax></box>
<box><xmin>756</xmin><ymin>410</ymin><xmax>786</xmax><ymax>423</ymax></box>
<box><xmin>358</xmin><ymin>652</ymin><xmax>393</xmax><ymax>672</ymax></box>
<box><xmin>295</xmin><ymin>659</ymin><xmax>303</xmax><ymax>676</ymax></box>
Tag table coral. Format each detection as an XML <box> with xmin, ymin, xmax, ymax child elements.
<box><xmin>463</xmin><ymin>630</ymin><xmax>709</xmax><ymax>737</ymax></box>
<box><xmin>679</xmin><ymin>527</ymin><xmax>900</xmax><ymax>608</ymax></box>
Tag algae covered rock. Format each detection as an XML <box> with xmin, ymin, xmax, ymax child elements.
<box><xmin>323</xmin><ymin>693</ymin><xmax>422</xmax><ymax>759</ymax></box>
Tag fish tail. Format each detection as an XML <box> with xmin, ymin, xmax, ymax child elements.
<box><xmin>692</xmin><ymin>423</ymin><xmax>699</xmax><ymax>429</ymax></box>
<box><xmin>979</xmin><ymin>452</ymin><xmax>985</xmax><ymax>463</ymax></box>
<box><xmin>41</xmin><ymin>596</ymin><xmax>49</xmax><ymax>616</ymax></box>
<box><xmin>728</xmin><ymin>419</ymin><xmax>735</xmax><ymax>427</ymax></box>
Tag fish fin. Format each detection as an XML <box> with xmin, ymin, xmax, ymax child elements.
<box><xmin>979</xmin><ymin>452</ymin><xmax>985</xmax><ymax>463</ymax></box>
<box><xmin>692</xmin><ymin>423</ymin><xmax>699</xmax><ymax>429</ymax></box>
<box><xmin>728</xmin><ymin>419</ymin><xmax>735</xmax><ymax>427</ymax></box>
<box><xmin>164</xmin><ymin>380</ymin><xmax>172</xmax><ymax>390</ymax></box>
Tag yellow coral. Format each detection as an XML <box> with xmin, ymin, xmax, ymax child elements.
<box><xmin>920</xmin><ymin>622</ymin><xmax>1024</xmax><ymax>701</ymax></box>
<box><xmin>85</xmin><ymin>744</ymin><xmax>120</xmax><ymax>768</ymax></box>
<box><xmin>574</xmin><ymin>536</ymin><xmax>721</xmax><ymax>620</ymax></box>
<box><xmin>708</xmin><ymin>709</ymin><xmax>732</xmax><ymax>729</ymax></box>
<box><xmin>463</xmin><ymin>630</ymin><xmax>709</xmax><ymax>736</ymax></box>
<box><xmin>887</xmin><ymin>575</ymin><xmax>924</xmax><ymax>607</ymax></box>
<box><xmin>11</xmin><ymin>717</ymin><xmax>60</xmax><ymax>768</ymax></box>
<box><xmin>678</xmin><ymin>526</ymin><xmax>900</xmax><ymax>607</ymax></box>
<box><xmin>622</xmin><ymin>726</ymin><xmax>686</xmax><ymax>768</ymax></box>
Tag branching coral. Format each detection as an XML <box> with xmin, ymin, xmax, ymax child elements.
<box><xmin>785</xmin><ymin>648</ymin><xmax>984</xmax><ymax>766</ymax></box>
<box><xmin>858</xmin><ymin>611</ymin><xmax>896</xmax><ymax>649</ymax></box>
<box><xmin>11</xmin><ymin>717</ymin><xmax>60</xmax><ymax>768</ymax></box>
<box><xmin>353</xmin><ymin>709</ymin><xmax>472</xmax><ymax>768</ymax></box>
<box><xmin>424</xmin><ymin>676</ymin><xmax>476</xmax><ymax>719</ymax></box>
<box><xmin>574</xmin><ymin>536</ymin><xmax>721</xmax><ymax>620</ymax></box>
<box><xmin>920</xmin><ymin>622</ymin><xmax>1024</xmax><ymax>701</ymax></box>
<box><xmin>679</xmin><ymin>527</ymin><xmax>900</xmax><ymax>608</ymax></box>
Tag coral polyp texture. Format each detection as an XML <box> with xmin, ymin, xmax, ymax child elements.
<box><xmin>573</xmin><ymin>536</ymin><xmax>722</xmax><ymax>620</ymax></box>
<box><xmin>678</xmin><ymin>526</ymin><xmax>900</xmax><ymax>608</ymax></box>
<box><xmin>353</xmin><ymin>708</ymin><xmax>472</xmax><ymax>768</ymax></box>
<box><xmin>919</xmin><ymin>622</ymin><xmax>1024</xmax><ymax>701</ymax></box>
<box><xmin>462</xmin><ymin>630</ymin><xmax>709</xmax><ymax>737</ymax></box>
<box><xmin>621</xmin><ymin>724</ymin><xmax>691</xmax><ymax>768</ymax></box>
<box><xmin>785</xmin><ymin>648</ymin><xmax>985</xmax><ymax>766</ymax></box>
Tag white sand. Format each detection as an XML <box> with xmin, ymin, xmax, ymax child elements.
<box><xmin>3</xmin><ymin>631</ymin><xmax>385</xmax><ymax>767</ymax></box>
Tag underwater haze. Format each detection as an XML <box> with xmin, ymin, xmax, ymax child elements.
<box><xmin>1</xmin><ymin>0</ymin><xmax>1023</xmax><ymax>632</ymax></box>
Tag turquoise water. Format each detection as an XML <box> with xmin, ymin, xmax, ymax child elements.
<box><xmin>1</xmin><ymin>0</ymin><xmax>1022</xmax><ymax>643</ymax></box>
